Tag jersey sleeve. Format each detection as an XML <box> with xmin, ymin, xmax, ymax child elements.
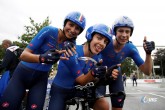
<box><xmin>130</xmin><ymin>46</ymin><xmax>144</xmax><ymax>67</ymax></box>
<box><xmin>27</xmin><ymin>26</ymin><xmax>53</xmax><ymax>51</ymax></box>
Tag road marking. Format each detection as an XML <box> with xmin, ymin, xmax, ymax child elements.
<box><xmin>137</xmin><ymin>90</ymin><xmax>143</xmax><ymax>92</ymax></box>
<box><xmin>149</xmin><ymin>93</ymin><xmax>165</xmax><ymax>99</ymax></box>
<box><xmin>126</xmin><ymin>93</ymin><xmax>146</xmax><ymax>94</ymax></box>
<box><xmin>126</xmin><ymin>92</ymin><xmax>165</xmax><ymax>99</ymax></box>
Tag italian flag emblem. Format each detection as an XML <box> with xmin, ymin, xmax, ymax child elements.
<box><xmin>78</xmin><ymin>14</ymin><xmax>84</xmax><ymax>22</ymax></box>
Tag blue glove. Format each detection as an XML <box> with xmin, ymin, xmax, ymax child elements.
<box><xmin>95</xmin><ymin>65</ymin><xmax>118</xmax><ymax>86</ymax></box>
<box><xmin>143</xmin><ymin>41</ymin><xmax>155</xmax><ymax>55</ymax></box>
<box><xmin>94</xmin><ymin>65</ymin><xmax>119</xmax><ymax>86</ymax></box>
<box><xmin>91</xmin><ymin>66</ymin><xmax>107</xmax><ymax>78</ymax></box>
<box><xmin>63</xmin><ymin>41</ymin><xmax>75</xmax><ymax>51</ymax></box>
<box><xmin>39</xmin><ymin>49</ymin><xmax>61</xmax><ymax>64</ymax></box>
<box><xmin>106</xmin><ymin>65</ymin><xmax>119</xmax><ymax>79</ymax></box>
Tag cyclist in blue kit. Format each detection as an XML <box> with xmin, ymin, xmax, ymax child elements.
<box><xmin>100</xmin><ymin>16</ymin><xmax>155</xmax><ymax>110</ymax></box>
<box><xmin>0</xmin><ymin>11</ymin><xmax>86</xmax><ymax>110</ymax></box>
<box><xmin>48</xmin><ymin>24</ymin><xmax>119</xmax><ymax>110</ymax></box>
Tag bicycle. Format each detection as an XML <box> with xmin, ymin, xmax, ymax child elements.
<box><xmin>65</xmin><ymin>57</ymin><xmax>125</xmax><ymax>110</ymax></box>
<box><xmin>65</xmin><ymin>82</ymin><xmax>126</xmax><ymax>110</ymax></box>
<box><xmin>65</xmin><ymin>82</ymin><xmax>94</xmax><ymax>110</ymax></box>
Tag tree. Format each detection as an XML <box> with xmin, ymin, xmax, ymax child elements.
<box><xmin>153</xmin><ymin>48</ymin><xmax>165</xmax><ymax>77</ymax></box>
<box><xmin>0</xmin><ymin>45</ymin><xmax>5</xmax><ymax>61</ymax></box>
<box><xmin>0</xmin><ymin>17</ymin><xmax>51</xmax><ymax>60</ymax></box>
<box><xmin>121</xmin><ymin>57</ymin><xmax>137</xmax><ymax>77</ymax></box>
<box><xmin>18</xmin><ymin>17</ymin><xmax>51</xmax><ymax>48</ymax></box>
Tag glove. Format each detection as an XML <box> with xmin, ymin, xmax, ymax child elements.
<box><xmin>63</xmin><ymin>41</ymin><xmax>75</xmax><ymax>51</ymax></box>
<box><xmin>95</xmin><ymin>61</ymin><xmax>102</xmax><ymax>66</ymax></box>
<box><xmin>94</xmin><ymin>65</ymin><xmax>119</xmax><ymax>86</ymax></box>
<box><xmin>91</xmin><ymin>66</ymin><xmax>107</xmax><ymax>78</ymax></box>
<box><xmin>94</xmin><ymin>65</ymin><xmax>118</xmax><ymax>86</ymax></box>
<box><xmin>106</xmin><ymin>65</ymin><xmax>119</xmax><ymax>79</ymax></box>
<box><xmin>39</xmin><ymin>49</ymin><xmax>61</xmax><ymax>64</ymax></box>
<box><xmin>143</xmin><ymin>41</ymin><xmax>155</xmax><ymax>55</ymax></box>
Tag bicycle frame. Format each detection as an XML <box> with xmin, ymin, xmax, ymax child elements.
<box><xmin>65</xmin><ymin>57</ymin><xmax>123</xmax><ymax>110</ymax></box>
<box><xmin>65</xmin><ymin>82</ymin><xmax>95</xmax><ymax>110</ymax></box>
<box><xmin>65</xmin><ymin>82</ymin><xmax>126</xmax><ymax>110</ymax></box>
<box><xmin>78</xmin><ymin>57</ymin><xmax>98</xmax><ymax>66</ymax></box>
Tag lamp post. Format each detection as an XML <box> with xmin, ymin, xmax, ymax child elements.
<box><xmin>152</xmin><ymin>54</ymin><xmax>164</xmax><ymax>78</ymax></box>
<box><xmin>160</xmin><ymin>59</ymin><xmax>164</xmax><ymax>78</ymax></box>
<box><xmin>158</xmin><ymin>52</ymin><xmax>164</xmax><ymax>78</ymax></box>
<box><xmin>160</xmin><ymin>56</ymin><xmax>165</xmax><ymax>88</ymax></box>
<box><xmin>151</xmin><ymin>55</ymin><xmax>156</xmax><ymax>78</ymax></box>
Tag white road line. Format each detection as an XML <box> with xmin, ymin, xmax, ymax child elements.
<box><xmin>139</xmin><ymin>85</ymin><xmax>159</xmax><ymax>88</ymax></box>
<box><xmin>149</xmin><ymin>93</ymin><xmax>165</xmax><ymax>99</ymax></box>
<box><xmin>126</xmin><ymin>93</ymin><xmax>145</xmax><ymax>94</ymax></box>
<box><xmin>126</xmin><ymin>92</ymin><xmax>165</xmax><ymax>99</ymax></box>
<box><xmin>137</xmin><ymin>90</ymin><xmax>143</xmax><ymax>92</ymax></box>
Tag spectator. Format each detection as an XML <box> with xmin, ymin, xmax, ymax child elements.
<box><xmin>132</xmin><ymin>73</ymin><xmax>137</xmax><ymax>86</ymax></box>
<box><xmin>0</xmin><ymin>39</ymin><xmax>21</xmax><ymax>98</ymax></box>
<box><xmin>122</xmin><ymin>73</ymin><xmax>127</xmax><ymax>87</ymax></box>
<box><xmin>0</xmin><ymin>39</ymin><xmax>20</xmax><ymax>77</ymax></box>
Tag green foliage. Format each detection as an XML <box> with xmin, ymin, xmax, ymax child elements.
<box><xmin>18</xmin><ymin>17</ymin><xmax>51</xmax><ymax>48</ymax></box>
<box><xmin>121</xmin><ymin>57</ymin><xmax>137</xmax><ymax>76</ymax></box>
<box><xmin>13</xmin><ymin>41</ymin><xmax>26</xmax><ymax>48</ymax></box>
<box><xmin>0</xmin><ymin>17</ymin><xmax>51</xmax><ymax>61</ymax></box>
<box><xmin>153</xmin><ymin>48</ymin><xmax>165</xmax><ymax>77</ymax></box>
<box><xmin>0</xmin><ymin>45</ymin><xmax>5</xmax><ymax>60</ymax></box>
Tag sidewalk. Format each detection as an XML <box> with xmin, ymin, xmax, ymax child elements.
<box><xmin>125</xmin><ymin>80</ymin><xmax>165</xmax><ymax>89</ymax></box>
<box><xmin>126</xmin><ymin>79</ymin><xmax>164</xmax><ymax>84</ymax></box>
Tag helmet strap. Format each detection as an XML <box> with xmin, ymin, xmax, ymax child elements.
<box><xmin>115</xmin><ymin>37</ymin><xmax>122</xmax><ymax>45</ymax></box>
<box><xmin>62</xmin><ymin>28</ymin><xmax>69</xmax><ymax>40</ymax></box>
<box><xmin>115</xmin><ymin>38</ymin><xmax>126</xmax><ymax>49</ymax></box>
<box><xmin>87</xmin><ymin>41</ymin><xmax>94</xmax><ymax>56</ymax></box>
<box><xmin>62</xmin><ymin>28</ymin><xmax>78</xmax><ymax>42</ymax></box>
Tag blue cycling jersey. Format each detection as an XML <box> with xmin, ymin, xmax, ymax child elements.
<box><xmin>0</xmin><ymin>26</ymin><xmax>69</xmax><ymax>110</ymax></box>
<box><xmin>53</xmin><ymin>45</ymin><xmax>102</xmax><ymax>89</ymax></box>
<box><xmin>101</xmin><ymin>41</ymin><xmax>144</xmax><ymax>67</ymax></box>
<box><xmin>95</xmin><ymin>40</ymin><xmax>145</xmax><ymax>108</ymax></box>
<box><xmin>21</xmin><ymin>26</ymin><xmax>64</xmax><ymax>71</ymax></box>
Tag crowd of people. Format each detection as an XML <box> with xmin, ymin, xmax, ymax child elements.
<box><xmin>0</xmin><ymin>11</ymin><xmax>155</xmax><ymax>110</ymax></box>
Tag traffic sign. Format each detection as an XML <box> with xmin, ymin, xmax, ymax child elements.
<box><xmin>154</xmin><ymin>65</ymin><xmax>160</xmax><ymax>68</ymax></box>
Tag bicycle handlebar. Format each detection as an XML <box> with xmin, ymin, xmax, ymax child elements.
<box><xmin>78</xmin><ymin>57</ymin><xmax>98</xmax><ymax>66</ymax></box>
<box><xmin>75</xmin><ymin>82</ymin><xmax>95</xmax><ymax>90</ymax></box>
<box><xmin>66</xmin><ymin>82</ymin><xmax>126</xmax><ymax>110</ymax></box>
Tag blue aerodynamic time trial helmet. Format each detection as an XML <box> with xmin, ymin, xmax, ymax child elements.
<box><xmin>112</xmin><ymin>16</ymin><xmax>134</xmax><ymax>36</ymax></box>
<box><xmin>64</xmin><ymin>11</ymin><xmax>86</xmax><ymax>34</ymax></box>
<box><xmin>86</xmin><ymin>24</ymin><xmax>112</xmax><ymax>45</ymax></box>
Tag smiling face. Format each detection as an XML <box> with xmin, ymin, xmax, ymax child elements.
<box><xmin>115</xmin><ymin>27</ymin><xmax>131</xmax><ymax>45</ymax></box>
<box><xmin>63</xmin><ymin>20</ymin><xmax>82</xmax><ymax>39</ymax></box>
<box><xmin>89</xmin><ymin>33</ymin><xmax>109</xmax><ymax>55</ymax></box>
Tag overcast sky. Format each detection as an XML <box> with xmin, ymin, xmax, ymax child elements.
<box><xmin>0</xmin><ymin>0</ymin><xmax>165</xmax><ymax>59</ymax></box>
